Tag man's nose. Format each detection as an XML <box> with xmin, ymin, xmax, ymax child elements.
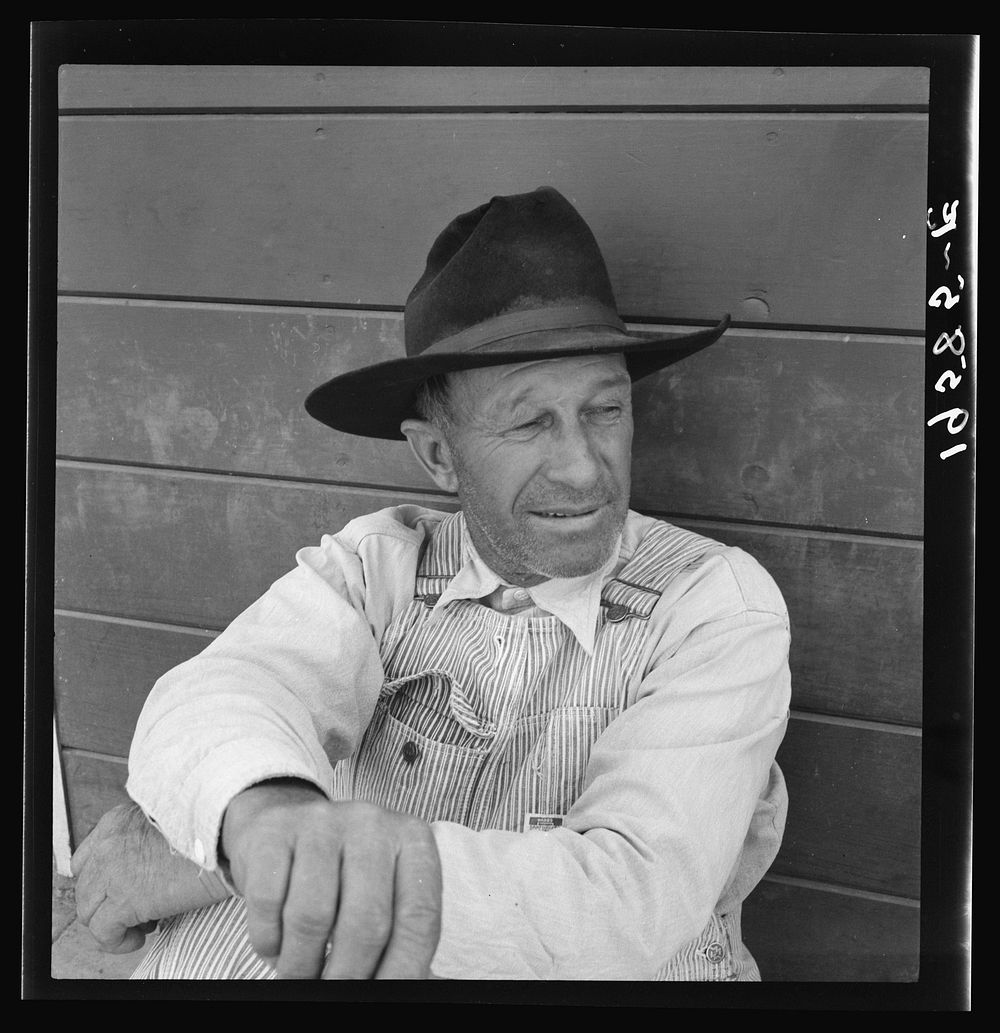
<box><xmin>544</xmin><ymin>423</ymin><xmax>602</xmax><ymax>489</ymax></box>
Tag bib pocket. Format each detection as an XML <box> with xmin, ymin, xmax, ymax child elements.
<box><xmin>350</xmin><ymin>670</ymin><xmax>495</xmax><ymax>824</ymax></box>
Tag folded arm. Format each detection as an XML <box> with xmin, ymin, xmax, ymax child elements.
<box><xmin>427</xmin><ymin>552</ymin><xmax>792</xmax><ymax>979</ymax></box>
<box><xmin>125</xmin><ymin>529</ymin><xmax>400</xmax><ymax>870</ymax></box>
<box><xmin>78</xmin><ymin>513</ymin><xmax>435</xmax><ymax>973</ymax></box>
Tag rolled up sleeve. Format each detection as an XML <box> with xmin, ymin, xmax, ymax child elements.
<box><xmin>126</xmin><ymin>510</ymin><xmax>426</xmax><ymax>871</ymax></box>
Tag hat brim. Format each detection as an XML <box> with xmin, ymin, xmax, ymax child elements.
<box><xmin>304</xmin><ymin>315</ymin><xmax>730</xmax><ymax>440</ymax></box>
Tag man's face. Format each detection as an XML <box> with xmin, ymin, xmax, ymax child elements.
<box><xmin>441</xmin><ymin>354</ymin><xmax>633</xmax><ymax>587</ymax></box>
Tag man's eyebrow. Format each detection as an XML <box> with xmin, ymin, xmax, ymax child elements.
<box><xmin>591</xmin><ymin>372</ymin><xmax>633</xmax><ymax>393</ymax></box>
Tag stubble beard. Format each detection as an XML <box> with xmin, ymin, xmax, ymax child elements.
<box><xmin>451</xmin><ymin>448</ymin><xmax>628</xmax><ymax>583</ymax></box>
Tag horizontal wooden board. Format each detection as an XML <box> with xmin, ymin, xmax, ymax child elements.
<box><xmin>56</xmin><ymin>300</ymin><xmax>925</xmax><ymax>536</ymax></box>
<box><xmin>57</xmin><ymin>707</ymin><xmax>919</xmax><ymax>898</ymax></box>
<box><xmin>54</xmin><ymin>464</ymin><xmax>923</xmax><ymax>725</ymax></box>
<box><xmin>772</xmin><ymin>717</ymin><xmax>920</xmax><ymax>898</ymax></box>
<box><xmin>53</xmin><ymin>465</ymin><xmax>411</xmax><ymax>629</ymax></box>
<box><xmin>745</xmin><ymin>877</ymin><xmax>919</xmax><ymax>981</ymax></box>
<box><xmin>58</xmin><ymin>113</ymin><xmax>928</xmax><ymax>329</ymax></box>
<box><xmin>55</xmin><ymin>301</ymin><xmax>422</xmax><ymax>487</ymax></box>
<box><xmin>710</xmin><ymin>525</ymin><xmax>922</xmax><ymax>726</ymax></box>
<box><xmin>58</xmin><ymin>65</ymin><xmax>931</xmax><ymax>110</ymax></box>
<box><xmin>630</xmin><ymin>332</ymin><xmax>925</xmax><ymax>536</ymax></box>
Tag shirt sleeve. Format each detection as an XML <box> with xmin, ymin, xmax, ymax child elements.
<box><xmin>427</xmin><ymin>547</ymin><xmax>791</xmax><ymax>980</ymax></box>
<box><xmin>125</xmin><ymin>509</ymin><xmax>425</xmax><ymax>871</ymax></box>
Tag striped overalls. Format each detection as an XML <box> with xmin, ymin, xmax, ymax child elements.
<box><xmin>135</xmin><ymin>513</ymin><xmax>778</xmax><ymax>980</ymax></box>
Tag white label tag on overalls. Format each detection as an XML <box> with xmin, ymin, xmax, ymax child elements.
<box><xmin>523</xmin><ymin>812</ymin><xmax>564</xmax><ymax>833</ymax></box>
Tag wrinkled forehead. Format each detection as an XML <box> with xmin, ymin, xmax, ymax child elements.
<box><xmin>449</xmin><ymin>353</ymin><xmax>630</xmax><ymax>415</ymax></box>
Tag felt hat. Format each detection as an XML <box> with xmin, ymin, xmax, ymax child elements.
<box><xmin>305</xmin><ymin>186</ymin><xmax>729</xmax><ymax>440</ymax></box>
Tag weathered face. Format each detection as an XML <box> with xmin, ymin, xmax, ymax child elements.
<box><xmin>441</xmin><ymin>354</ymin><xmax>633</xmax><ymax>586</ymax></box>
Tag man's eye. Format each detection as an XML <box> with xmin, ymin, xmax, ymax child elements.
<box><xmin>591</xmin><ymin>405</ymin><xmax>621</xmax><ymax>420</ymax></box>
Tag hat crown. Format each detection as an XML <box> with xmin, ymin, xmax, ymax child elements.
<box><xmin>404</xmin><ymin>187</ymin><xmax>621</xmax><ymax>356</ymax></box>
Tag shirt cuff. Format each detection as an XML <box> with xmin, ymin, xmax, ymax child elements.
<box><xmin>127</xmin><ymin>740</ymin><xmax>332</xmax><ymax>873</ymax></box>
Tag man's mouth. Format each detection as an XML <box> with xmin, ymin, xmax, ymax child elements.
<box><xmin>529</xmin><ymin>505</ymin><xmax>604</xmax><ymax>520</ymax></box>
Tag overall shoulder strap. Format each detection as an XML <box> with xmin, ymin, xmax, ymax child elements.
<box><xmin>413</xmin><ymin>509</ymin><xmax>465</xmax><ymax>605</ymax></box>
<box><xmin>600</xmin><ymin>520</ymin><xmax>726</xmax><ymax>623</ymax></box>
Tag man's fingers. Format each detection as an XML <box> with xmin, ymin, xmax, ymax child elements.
<box><xmin>322</xmin><ymin>840</ymin><xmax>395</xmax><ymax>979</ymax></box>
<box><xmin>69</xmin><ymin>834</ymin><xmax>93</xmax><ymax>878</ymax></box>
<box><xmin>102</xmin><ymin>920</ymin><xmax>157</xmax><ymax>956</ymax></box>
<box><xmin>103</xmin><ymin>926</ymin><xmax>150</xmax><ymax>955</ymax></box>
<box><xmin>241</xmin><ymin>840</ymin><xmax>294</xmax><ymax>964</ymax></box>
<box><xmin>374</xmin><ymin>839</ymin><xmax>442</xmax><ymax>979</ymax></box>
<box><xmin>272</xmin><ymin>840</ymin><xmax>341</xmax><ymax>979</ymax></box>
<box><xmin>75</xmin><ymin>883</ymin><xmax>105</xmax><ymax>927</ymax></box>
<box><xmin>87</xmin><ymin>899</ymin><xmax>145</xmax><ymax>954</ymax></box>
<box><xmin>228</xmin><ymin>798</ymin><xmax>442</xmax><ymax>980</ymax></box>
<box><xmin>74</xmin><ymin>857</ymin><xmax>110</xmax><ymax>927</ymax></box>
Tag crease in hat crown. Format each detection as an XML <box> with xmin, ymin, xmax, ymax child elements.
<box><xmin>303</xmin><ymin>184</ymin><xmax>730</xmax><ymax>440</ymax></box>
<box><xmin>403</xmin><ymin>186</ymin><xmax>628</xmax><ymax>358</ymax></box>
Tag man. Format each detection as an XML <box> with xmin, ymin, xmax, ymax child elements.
<box><xmin>71</xmin><ymin>186</ymin><xmax>791</xmax><ymax>981</ymax></box>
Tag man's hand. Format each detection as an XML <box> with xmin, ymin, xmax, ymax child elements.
<box><xmin>221</xmin><ymin>780</ymin><xmax>442</xmax><ymax>980</ymax></box>
<box><xmin>71</xmin><ymin>801</ymin><xmax>231</xmax><ymax>954</ymax></box>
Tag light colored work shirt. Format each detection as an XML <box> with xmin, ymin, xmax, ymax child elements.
<box><xmin>127</xmin><ymin>505</ymin><xmax>791</xmax><ymax>980</ymax></box>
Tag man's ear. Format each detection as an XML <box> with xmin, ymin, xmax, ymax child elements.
<box><xmin>399</xmin><ymin>419</ymin><xmax>459</xmax><ymax>494</ymax></box>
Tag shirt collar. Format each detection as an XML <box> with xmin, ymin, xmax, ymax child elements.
<box><xmin>430</xmin><ymin>515</ymin><xmax>622</xmax><ymax>656</ymax></box>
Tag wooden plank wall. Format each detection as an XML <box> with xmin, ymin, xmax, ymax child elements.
<box><xmin>55</xmin><ymin>65</ymin><xmax>928</xmax><ymax>981</ymax></box>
